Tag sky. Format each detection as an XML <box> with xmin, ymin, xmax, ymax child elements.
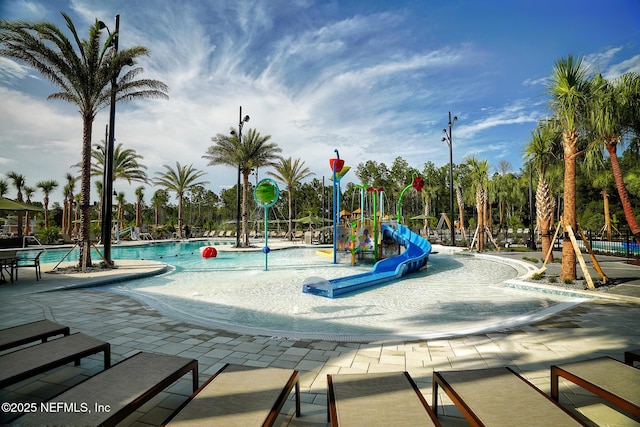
<box><xmin>1</xmin><ymin>0</ymin><xmax>639</xmax><ymax>206</ymax></box>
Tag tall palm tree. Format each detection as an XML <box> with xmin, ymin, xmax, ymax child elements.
<box><xmin>267</xmin><ymin>157</ymin><xmax>314</xmax><ymax>239</ymax></box>
<box><xmin>151</xmin><ymin>189</ymin><xmax>169</xmax><ymax>230</ymax></box>
<box><xmin>80</xmin><ymin>142</ymin><xmax>148</xmax><ymax>183</ymax></box>
<box><xmin>154</xmin><ymin>162</ymin><xmax>208</xmax><ymax>238</ymax></box>
<box><xmin>589</xmin><ymin>72</ymin><xmax>640</xmax><ymax>244</ymax></box>
<box><xmin>116</xmin><ymin>191</ymin><xmax>126</xmax><ymax>223</ymax></box>
<box><xmin>135</xmin><ymin>186</ymin><xmax>144</xmax><ymax>229</ymax></box>
<box><xmin>36</xmin><ymin>180</ymin><xmax>59</xmax><ymax>228</ymax></box>
<box><xmin>465</xmin><ymin>156</ymin><xmax>489</xmax><ymax>251</ymax></box>
<box><xmin>203</xmin><ymin>128</ymin><xmax>282</xmax><ymax>247</ymax></box>
<box><xmin>547</xmin><ymin>55</ymin><xmax>592</xmax><ymax>280</ymax></box>
<box><xmin>525</xmin><ymin>120</ymin><xmax>562</xmax><ymax>261</ymax></box>
<box><xmin>23</xmin><ymin>185</ymin><xmax>35</xmax><ymax>235</ymax></box>
<box><xmin>62</xmin><ymin>173</ymin><xmax>76</xmax><ymax>236</ymax></box>
<box><xmin>6</xmin><ymin>171</ymin><xmax>25</xmax><ymax>237</ymax></box>
<box><xmin>1</xmin><ymin>13</ymin><xmax>168</xmax><ymax>267</ymax></box>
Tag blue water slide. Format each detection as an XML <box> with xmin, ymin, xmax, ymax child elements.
<box><xmin>302</xmin><ymin>224</ymin><xmax>431</xmax><ymax>298</ymax></box>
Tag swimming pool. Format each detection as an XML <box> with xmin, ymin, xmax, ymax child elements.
<box><xmin>33</xmin><ymin>242</ymin><xmax>585</xmax><ymax>341</ymax></box>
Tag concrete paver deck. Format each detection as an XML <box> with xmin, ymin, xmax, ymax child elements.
<box><xmin>0</xmin><ymin>242</ymin><xmax>638</xmax><ymax>426</ymax></box>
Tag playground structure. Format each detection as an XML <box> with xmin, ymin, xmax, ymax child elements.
<box><xmin>303</xmin><ymin>151</ymin><xmax>432</xmax><ymax>298</ymax></box>
<box><xmin>303</xmin><ymin>223</ymin><xmax>431</xmax><ymax>297</ymax></box>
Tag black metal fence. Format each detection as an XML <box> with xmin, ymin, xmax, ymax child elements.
<box><xmin>581</xmin><ymin>230</ymin><xmax>640</xmax><ymax>259</ymax></box>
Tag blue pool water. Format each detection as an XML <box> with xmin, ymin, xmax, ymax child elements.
<box><xmin>28</xmin><ymin>242</ymin><xmax>584</xmax><ymax>340</ymax></box>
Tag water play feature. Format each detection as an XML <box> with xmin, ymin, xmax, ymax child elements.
<box><xmin>302</xmin><ymin>224</ymin><xmax>431</xmax><ymax>297</ymax></box>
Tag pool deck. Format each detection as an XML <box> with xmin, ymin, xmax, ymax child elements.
<box><xmin>1</xmin><ymin>240</ymin><xmax>639</xmax><ymax>426</ymax></box>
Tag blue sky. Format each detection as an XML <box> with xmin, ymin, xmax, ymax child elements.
<box><xmin>1</xmin><ymin>0</ymin><xmax>639</xmax><ymax>204</ymax></box>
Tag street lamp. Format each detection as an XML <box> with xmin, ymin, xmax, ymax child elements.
<box><xmin>230</xmin><ymin>106</ymin><xmax>250</xmax><ymax>248</ymax></box>
<box><xmin>98</xmin><ymin>15</ymin><xmax>121</xmax><ymax>266</ymax></box>
<box><xmin>442</xmin><ymin>111</ymin><xmax>457</xmax><ymax>246</ymax></box>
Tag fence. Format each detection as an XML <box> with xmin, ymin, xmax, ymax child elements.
<box><xmin>580</xmin><ymin>230</ymin><xmax>640</xmax><ymax>259</ymax></box>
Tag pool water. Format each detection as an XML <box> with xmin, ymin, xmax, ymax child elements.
<box><xmin>45</xmin><ymin>243</ymin><xmax>583</xmax><ymax>341</ymax></box>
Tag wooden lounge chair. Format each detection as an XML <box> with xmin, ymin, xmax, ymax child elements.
<box><xmin>327</xmin><ymin>371</ymin><xmax>441</xmax><ymax>426</ymax></box>
<box><xmin>0</xmin><ymin>332</ymin><xmax>110</xmax><ymax>388</ymax></box>
<box><xmin>162</xmin><ymin>363</ymin><xmax>300</xmax><ymax>426</ymax></box>
<box><xmin>0</xmin><ymin>319</ymin><xmax>70</xmax><ymax>352</ymax></box>
<box><xmin>433</xmin><ymin>367</ymin><xmax>586</xmax><ymax>426</ymax></box>
<box><xmin>16</xmin><ymin>351</ymin><xmax>198</xmax><ymax>426</ymax></box>
<box><xmin>551</xmin><ymin>357</ymin><xmax>640</xmax><ymax>418</ymax></box>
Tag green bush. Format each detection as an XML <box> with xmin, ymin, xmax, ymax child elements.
<box><xmin>36</xmin><ymin>226</ymin><xmax>61</xmax><ymax>244</ymax></box>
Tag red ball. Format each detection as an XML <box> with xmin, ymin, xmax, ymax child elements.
<box><xmin>202</xmin><ymin>246</ymin><xmax>217</xmax><ymax>258</ymax></box>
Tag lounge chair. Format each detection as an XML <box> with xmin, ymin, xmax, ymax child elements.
<box><xmin>551</xmin><ymin>357</ymin><xmax>640</xmax><ymax>418</ymax></box>
<box><xmin>0</xmin><ymin>319</ymin><xmax>70</xmax><ymax>352</ymax></box>
<box><xmin>327</xmin><ymin>371</ymin><xmax>441</xmax><ymax>426</ymax></box>
<box><xmin>16</xmin><ymin>351</ymin><xmax>198</xmax><ymax>426</ymax></box>
<box><xmin>433</xmin><ymin>367</ymin><xmax>586</xmax><ymax>426</ymax></box>
<box><xmin>625</xmin><ymin>349</ymin><xmax>640</xmax><ymax>366</ymax></box>
<box><xmin>162</xmin><ymin>364</ymin><xmax>300</xmax><ymax>426</ymax></box>
<box><xmin>15</xmin><ymin>250</ymin><xmax>43</xmax><ymax>281</ymax></box>
<box><xmin>0</xmin><ymin>332</ymin><xmax>110</xmax><ymax>388</ymax></box>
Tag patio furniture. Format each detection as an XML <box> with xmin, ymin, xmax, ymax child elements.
<box><xmin>0</xmin><ymin>319</ymin><xmax>70</xmax><ymax>352</ymax></box>
<box><xmin>327</xmin><ymin>371</ymin><xmax>440</xmax><ymax>426</ymax></box>
<box><xmin>15</xmin><ymin>250</ymin><xmax>43</xmax><ymax>281</ymax></box>
<box><xmin>16</xmin><ymin>351</ymin><xmax>198</xmax><ymax>426</ymax></box>
<box><xmin>551</xmin><ymin>357</ymin><xmax>640</xmax><ymax>418</ymax></box>
<box><xmin>433</xmin><ymin>367</ymin><xmax>586</xmax><ymax>426</ymax></box>
<box><xmin>0</xmin><ymin>250</ymin><xmax>18</xmax><ymax>283</ymax></box>
<box><xmin>162</xmin><ymin>363</ymin><xmax>300</xmax><ymax>426</ymax></box>
<box><xmin>0</xmin><ymin>332</ymin><xmax>110</xmax><ymax>388</ymax></box>
<box><xmin>625</xmin><ymin>349</ymin><xmax>640</xmax><ymax>366</ymax></box>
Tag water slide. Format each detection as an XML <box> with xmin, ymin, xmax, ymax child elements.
<box><xmin>302</xmin><ymin>224</ymin><xmax>432</xmax><ymax>298</ymax></box>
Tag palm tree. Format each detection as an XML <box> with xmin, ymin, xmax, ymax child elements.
<box><xmin>547</xmin><ymin>55</ymin><xmax>592</xmax><ymax>280</ymax></box>
<box><xmin>79</xmin><ymin>142</ymin><xmax>148</xmax><ymax>183</ymax></box>
<box><xmin>525</xmin><ymin>120</ymin><xmax>562</xmax><ymax>261</ymax></box>
<box><xmin>6</xmin><ymin>171</ymin><xmax>25</xmax><ymax>237</ymax></box>
<box><xmin>135</xmin><ymin>186</ymin><xmax>144</xmax><ymax>229</ymax></box>
<box><xmin>151</xmin><ymin>189</ymin><xmax>169</xmax><ymax>230</ymax></box>
<box><xmin>0</xmin><ymin>180</ymin><xmax>7</xmax><ymax>197</ymax></box>
<box><xmin>267</xmin><ymin>157</ymin><xmax>314</xmax><ymax>239</ymax></box>
<box><xmin>589</xmin><ymin>72</ymin><xmax>640</xmax><ymax>244</ymax></box>
<box><xmin>154</xmin><ymin>162</ymin><xmax>208</xmax><ymax>238</ymax></box>
<box><xmin>36</xmin><ymin>180</ymin><xmax>59</xmax><ymax>228</ymax></box>
<box><xmin>62</xmin><ymin>173</ymin><xmax>76</xmax><ymax>236</ymax></box>
<box><xmin>465</xmin><ymin>156</ymin><xmax>489</xmax><ymax>251</ymax></box>
<box><xmin>115</xmin><ymin>192</ymin><xmax>126</xmax><ymax>223</ymax></box>
<box><xmin>1</xmin><ymin>13</ymin><xmax>168</xmax><ymax>267</ymax></box>
<box><xmin>203</xmin><ymin>128</ymin><xmax>282</xmax><ymax>247</ymax></box>
<box><xmin>23</xmin><ymin>185</ymin><xmax>35</xmax><ymax>235</ymax></box>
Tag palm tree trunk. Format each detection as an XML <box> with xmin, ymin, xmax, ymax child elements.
<box><xmin>606</xmin><ymin>142</ymin><xmax>640</xmax><ymax>244</ymax></box>
<box><xmin>287</xmin><ymin>186</ymin><xmax>294</xmax><ymax>240</ymax></box>
<box><xmin>177</xmin><ymin>195</ymin><xmax>183</xmax><ymax>238</ymax></box>
<box><xmin>242</xmin><ymin>171</ymin><xmax>250</xmax><ymax>247</ymax></box>
<box><xmin>602</xmin><ymin>191</ymin><xmax>612</xmax><ymax>241</ymax></box>
<box><xmin>536</xmin><ymin>177</ymin><xmax>555</xmax><ymax>261</ymax></box>
<box><xmin>561</xmin><ymin>129</ymin><xmax>578</xmax><ymax>281</ymax></box>
<box><xmin>78</xmin><ymin>117</ymin><xmax>93</xmax><ymax>268</ymax></box>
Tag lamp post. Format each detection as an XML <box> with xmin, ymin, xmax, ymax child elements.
<box><xmin>442</xmin><ymin>111</ymin><xmax>457</xmax><ymax>246</ymax></box>
<box><xmin>230</xmin><ymin>106</ymin><xmax>250</xmax><ymax>248</ymax></box>
<box><xmin>98</xmin><ymin>14</ymin><xmax>121</xmax><ymax>266</ymax></box>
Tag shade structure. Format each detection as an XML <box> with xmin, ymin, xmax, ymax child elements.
<box><xmin>0</xmin><ymin>197</ymin><xmax>43</xmax><ymax>212</ymax></box>
<box><xmin>294</xmin><ymin>214</ymin><xmax>333</xmax><ymax>225</ymax></box>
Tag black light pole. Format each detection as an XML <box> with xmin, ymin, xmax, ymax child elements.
<box><xmin>98</xmin><ymin>14</ymin><xmax>120</xmax><ymax>266</ymax></box>
<box><xmin>442</xmin><ymin>111</ymin><xmax>457</xmax><ymax>246</ymax></box>
<box><xmin>230</xmin><ymin>106</ymin><xmax>250</xmax><ymax>248</ymax></box>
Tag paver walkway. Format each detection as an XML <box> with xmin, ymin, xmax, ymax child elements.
<box><xmin>0</xmin><ymin>243</ymin><xmax>638</xmax><ymax>426</ymax></box>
